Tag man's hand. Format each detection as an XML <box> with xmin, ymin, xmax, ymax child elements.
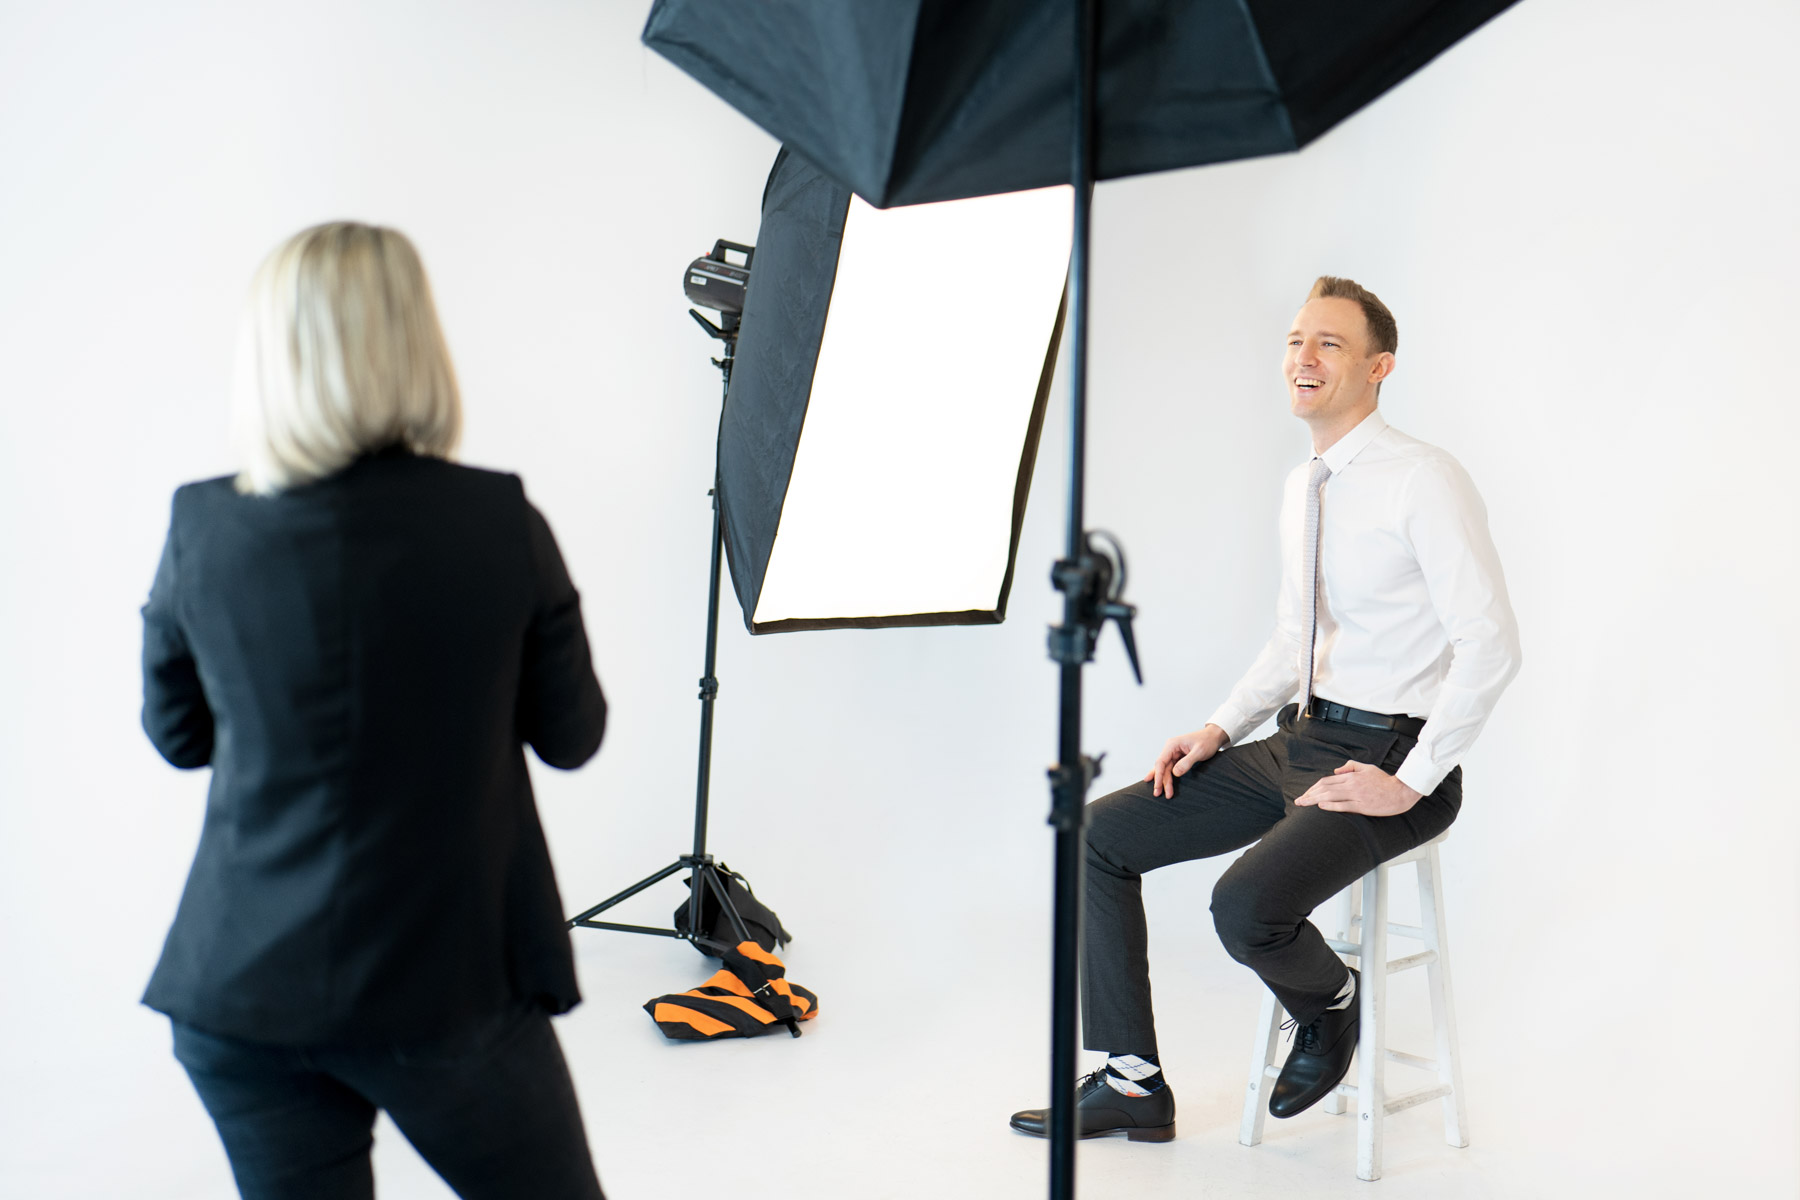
<box><xmin>1144</xmin><ymin>724</ymin><xmax>1229</xmax><ymax>798</ymax></box>
<box><xmin>1295</xmin><ymin>760</ymin><xmax>1422</xmax><ymax>816</ymax></box>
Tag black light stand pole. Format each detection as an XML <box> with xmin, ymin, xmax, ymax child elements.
<box><xmin>1045</xmin><ymin>1</ymin><xmax>1101</xmax><ymax>1197</ymax></box>
<box><xmin>1046</xmin><ymin>0</ymin><xmax>1147</xmax><ymax>1193</ymax></box>
<box><xmin>566</xmin><ymin>307</ymin><xmax>753</xmax><ymax>954</ymax></box>
<box><xmin>686</xmin><ymin>325</ymin><xmax>733</xmax><ymax>937</ymax></box>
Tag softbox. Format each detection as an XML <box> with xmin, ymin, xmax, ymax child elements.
<box><xmin>718</xmin><ymin>149</ymin><xmax>1070</xmax><ymax>633</ymax></box>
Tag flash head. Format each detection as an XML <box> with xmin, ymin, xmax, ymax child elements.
<box><xmin>684</xmin><ymin>239</ymin><xmax>754</xmax><ymax>315</ymax></box>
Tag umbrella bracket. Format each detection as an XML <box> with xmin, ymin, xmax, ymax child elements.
<box><xmin>1046</xmin><ymin>529</ymin><xmax>1143</xmax><ymax>684</ymax></box>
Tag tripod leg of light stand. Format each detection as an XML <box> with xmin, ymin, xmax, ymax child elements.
<box><xmin>566</xmin><ymin>859</ymin><xmax>689</xmax><ymax>934</ymax></box>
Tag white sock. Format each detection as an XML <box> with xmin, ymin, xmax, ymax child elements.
<box><xmin>1325</xmin><ymin>971</ymin><xmax>1356</xmax><ymax>1012</ymax></box>
<box><xmin>1103</xmin><ymin>1052</ymin><xmax>1165</xmax><ymax>1097</ymax></box>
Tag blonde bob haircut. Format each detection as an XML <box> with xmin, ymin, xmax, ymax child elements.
<box><xmin>232</xmin><ymin>222</ymin><xmax>461</xmax><ymax>494</ymax></box>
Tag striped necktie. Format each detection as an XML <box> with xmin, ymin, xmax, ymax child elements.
<box><xmin>1299</xmin><ymin>457</ymin><xmax>1332</xmax><ymax>711</ymax></box>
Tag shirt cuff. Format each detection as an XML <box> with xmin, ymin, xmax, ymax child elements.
<box><xmin>1394</xmin><ymin>745</ymin><xmax>1451</xmax><ymax>798</ymax></box>
<box><xmin>1204</xmin><ymin>704</ymin><xmax>1253</xmax><ymax>748</ymax></box>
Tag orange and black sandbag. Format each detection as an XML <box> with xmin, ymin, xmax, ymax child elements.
<box><xmin>645</xmin><ymin>940</ymin><xmax>819</xmax><ymax>1040</ymax></box>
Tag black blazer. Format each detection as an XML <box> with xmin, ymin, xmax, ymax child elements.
<box><xmin>140</xmin><ymin>450</ymin><xmax>606</xmax><ymax>1045</ymax></box>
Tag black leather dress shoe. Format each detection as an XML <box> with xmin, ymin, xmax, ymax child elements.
<box><xmin>1009</xmin><ymin>1070</ymin><xmax>1176</xmax><ymax>1142</ymax></box>
<box><xmin>1269</xmin><ymin>968</ymin><xmax>1361</xmax><ymax>1119</ymax></box>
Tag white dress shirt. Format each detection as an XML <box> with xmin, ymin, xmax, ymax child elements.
<box><xmin>1206</xmin><ymin>410</ymin><xmax>1521</xmax><ymax>796</ymax></box>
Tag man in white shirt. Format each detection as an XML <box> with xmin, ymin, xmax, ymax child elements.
<box><xmin>1011</xmin><ymin>277</ymin><xmax>1520</xmax><ymax>1142</ymax></box>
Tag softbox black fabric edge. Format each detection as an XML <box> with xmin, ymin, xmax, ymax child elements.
<box><xmin>716</xmin><ymin>148</ymin><xmax>853</xmax><ymax>634</ymax></box>
<box><xmin>750</xmin><ymin>609</ymin><xmax>1005</xmax><ymax>636</ymax></box>
<box><xmin>989</xmin><ymin>278</ymin><xmax>1066</xmax><ymax>626</ymax></box>
<box><xmin>737</xmin><ymin>199</ymin><xmax>846</xmax><ymax>635</ymax></box>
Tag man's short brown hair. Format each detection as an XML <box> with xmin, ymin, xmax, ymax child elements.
<box><xmin>1308</xmin><ymin>276</ymin><xmax>1398</xmax><ymax>357</ymax></box>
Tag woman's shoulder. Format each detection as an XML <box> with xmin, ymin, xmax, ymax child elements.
<box><xmin>380</xmin><ymin>455</ymin><xmax>529</xmax><ymax>508</ymax></box>
<box><xmin>167</xmin><ymin>458</ymin><xmax>536</xmax><ymax>534</ymax></box>
<box><xmin>424</xmin><ymin>457</ymin><xmax>525</xmax><ymax>490</ymax></box>
<box><xmin>167</xmin><ymin>474</ymin><xmax>241</xmax><ymax>521</ymax></box>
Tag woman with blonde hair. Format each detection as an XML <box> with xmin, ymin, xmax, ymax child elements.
<box><xmin>140</xmin><ymin>222</ymin><xmax>608</xmax><ymax>1199</ymax></box>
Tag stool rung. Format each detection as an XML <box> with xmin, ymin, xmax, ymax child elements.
<box><xmin>1347</xmin><ymin>917</ymin><xmax>1425</xmax><ymax>940</ymax></box>
<box><xmin>1382</xmin><ymin>1083</ymin><xmax>1452</xmax><ymax>1115</ymax></box>
<box><xmin>1385</xmin><ymin>949</ymin><xmax>1437</xmax><ymax>974</ymax></box>
<box><xmin>1322</xmin><ymin>938</ymin><xmax>1438</xmax><ymax>974</ymax></box>
<box><xmin>1332</xmin><ymin>1081</ymin><xmax>1452</xmax><ymax>1115</ymax></box>
<box><xmin>1385</xmin><ymin>1048</ymin><xmax>1437</xmax><ymax>1072</ymax></box>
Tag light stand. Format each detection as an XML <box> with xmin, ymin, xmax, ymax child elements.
<box><xmin>1045</xmin><ymin>2</ymin><xmax>1143</xmax><ymax>1197</ymax></box>
<box><xmin>565</xmin><ymin>300</ymin><xmax>756</xmax><ymax>957</ymax></box>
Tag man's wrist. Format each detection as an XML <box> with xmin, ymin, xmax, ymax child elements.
<box><xmin>1392</xmin><ymin>748</ymin><xmax>1443</xmax><ymax>798</ymax></box>
<box><xmin>1203</xmin><ymin>705</ymin><xmax>1248</xmax><ymax>746</ymax></box>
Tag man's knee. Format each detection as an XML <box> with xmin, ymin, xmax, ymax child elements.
<box><xmin>1083</xmin><ymin>788</ymin><xmax>1143</xmax><ymax>880</ymax></box>
<box><xmin>1210</xmin><ymin>875</ymin><xmax>1291</xmax><ymax>964</ymax></box>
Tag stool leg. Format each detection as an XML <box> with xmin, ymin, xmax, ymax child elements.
<box><xmin>1322</xmin><ymin>878</ymin><xmax>1358</xmax><ymax>1118</ymax></box>
<box><xmin>1417</xmin><ymin>845</ymin><xmax>1470</xmax><ymax>1149</ymax></box>
<box><xmin>1356</xmin><ymin>863</ymin><xmax>1387</xmax><ymax>1182</ymax></box>
<box><xmin>1239</xmin><ymin>990</ymin><xmax>1282</xmax><ymax>1147</ymax></box>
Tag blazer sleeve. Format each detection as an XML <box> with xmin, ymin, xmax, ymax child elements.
<box><xmin>142</xmin><ymin>493</ymin><xmax>215</xmax><ymax>768</ymax></box>
<box><xmin>517</xmin><ymin>499</ymin><xmax>607</xmax><ymax>769</ymax></box>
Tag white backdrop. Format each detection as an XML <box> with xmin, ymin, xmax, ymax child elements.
<box><xmin>1</xmin><ymin>2</ymin><xmax>1794</xmax><ymax>1198</ymax></box>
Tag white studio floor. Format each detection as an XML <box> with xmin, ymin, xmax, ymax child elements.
<box><xmin>553</xmin><ymin>933</ymin><xmax>1510</xmax><ymax>1200</ymax></box>
<box><xmin>47</xmin><ymin>893</ymin><xmax>1747</xmax><ymax>1200</ymax></box>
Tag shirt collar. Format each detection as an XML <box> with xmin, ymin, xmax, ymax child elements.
<box><xmin>1317</xmin><ymin>409</ymin><xmax>1388</xmax><ymax>474</ymax></box>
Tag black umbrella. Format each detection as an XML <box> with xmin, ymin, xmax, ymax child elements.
<box><xmin>644</xmin><ymin>0</ymin><xmax>1519</xmax><ymax>208</ymax></box>
<box><xmin>643</xmin><ymin>3</ymin><xmax>1520</xmax><ymax>1196</ymax></box>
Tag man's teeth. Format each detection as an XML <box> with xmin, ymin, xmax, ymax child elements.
<box><xmin>1296</xmin><ymin>378</ymin><xmax>1323</xmax><ymax>388</ymax></box>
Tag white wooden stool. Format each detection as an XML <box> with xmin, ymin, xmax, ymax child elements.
<box><xmin>1238</xmin><ymin>831</ymin><xmax>1468</xmax><ymax>1181</ymax></box>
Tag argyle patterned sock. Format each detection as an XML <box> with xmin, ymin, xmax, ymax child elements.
<box><xmin>1103</xmin><ymin>1052</ymin><xmax>1166</xmax><ymax>1097</ymax></box>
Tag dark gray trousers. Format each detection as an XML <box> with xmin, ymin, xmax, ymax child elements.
<box><xmin>173</xmin><ymin>1004</ymin><xmax>605</xmax><ymax>1200</ymax></box>
<box><xmin>1081</xmin><ymin>703</ymin><xmax>1461</xmax><ymax>1055</ymax></box>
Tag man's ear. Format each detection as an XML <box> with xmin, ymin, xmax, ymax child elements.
<box><xmin>1368</xmin><ymin>352</ymin><xmax>1396</xmax><ymax>385</ymax></box>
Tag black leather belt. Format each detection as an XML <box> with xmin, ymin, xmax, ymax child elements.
<box><xmin>1304</xmin><ymin>697</ymin><xmax>1426</xmax><ymax>737</ymax></box>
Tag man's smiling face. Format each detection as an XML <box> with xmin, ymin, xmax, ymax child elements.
<box><xmin>1284</xmin><ymin>296</ymin><xmax>1389</xmax><ymax>424</ymax></box>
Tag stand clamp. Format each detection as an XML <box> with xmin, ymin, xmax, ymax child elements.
<box><xmin>1046</xmin><ymin>530</ymin><xmax>1142</xmax><ymax>682</ymax></box>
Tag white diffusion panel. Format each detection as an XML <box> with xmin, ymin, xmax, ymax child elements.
<box><xmin>752</xmin><ymin>186</ymin><xmax>1071</xmax><ymax>625</ymax></box>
